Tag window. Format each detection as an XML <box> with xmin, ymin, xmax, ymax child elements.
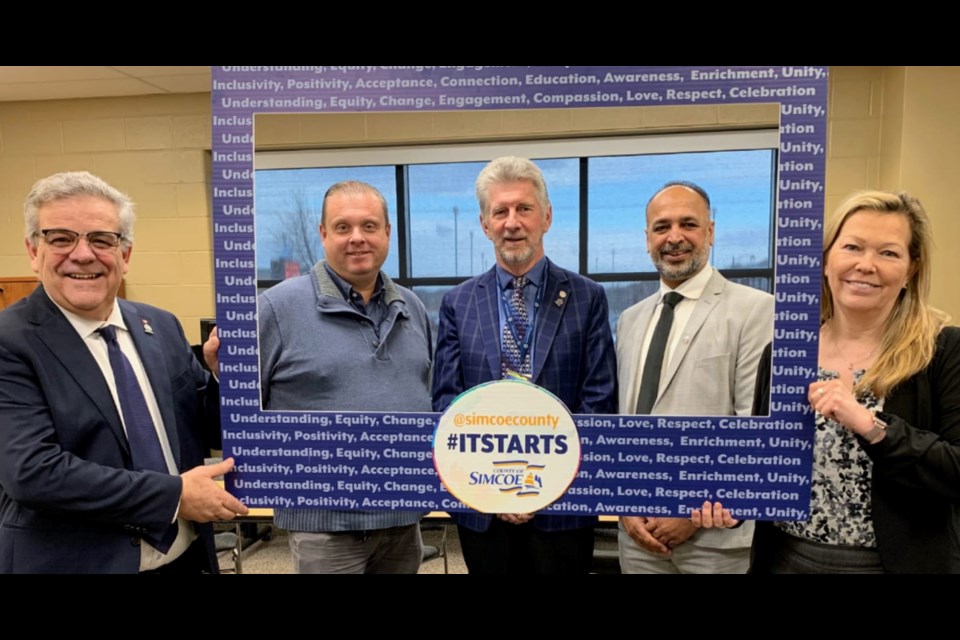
<box><xmin>255</xmin><ymin>131</ymin><xmax>777</xmax><ymax>336</ymax></box>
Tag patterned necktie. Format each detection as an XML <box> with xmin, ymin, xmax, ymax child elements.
<box><xmin>635</xmin><ymin>291</ymin><xmax>684</xmax><ymax>414</ymax></box>
<box><xmin>98</xmin><ymin>325</ymin><xmax>177</xmax><ymax>552</ymax></box>
<box><xmin>501</xmin><ymin>276</ymin><xmax>531</xmax><ymax>377</ymax></box>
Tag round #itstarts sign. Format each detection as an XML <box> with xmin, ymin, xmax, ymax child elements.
<box><xmin>433</xmin><ymin>379</ymin><xmax>582</xmax><ymax>513</ymax></box>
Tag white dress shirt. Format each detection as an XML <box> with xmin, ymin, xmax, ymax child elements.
<box><xmin>52</xmin><ymin>295</ymin><xmax>194</xmax><ymax>570</ymax></box>
<box><xmin>634</xmin><ymin>265</ymin><xmax>716</xmax><ymax>405</ymax></box>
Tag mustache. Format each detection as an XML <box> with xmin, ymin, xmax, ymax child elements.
<box><xmin>661</xmin><ymin>241</ymin><xmax>693</xmax><ymax>253</ymax></box>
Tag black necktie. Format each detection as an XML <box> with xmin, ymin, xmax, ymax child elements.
<box><xmin>636</xmin><ymin>291</ymin><xmax>683</xmax><ymax>414</ymax></box>
<box><xmin>98</xmin><ymin>325</ymin><xmax>177</xmax><ymax>552</ymax></box>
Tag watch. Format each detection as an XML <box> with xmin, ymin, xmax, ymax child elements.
<box><xmin>864</xmin><ymin>414</ymin><xmax>889</xmax><ymax>444</ymax></box>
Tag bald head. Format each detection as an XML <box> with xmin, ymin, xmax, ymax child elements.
<box><xmin>645</xmin><ymin>182</ymin><xmax>714</xmax><ymax>288</ymax></box>
<box><xmin>645</xmin><ymin>181</ymin><xmax>710</xmax><ymax>216</ymax></box>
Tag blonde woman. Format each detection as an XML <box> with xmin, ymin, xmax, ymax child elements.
<box><xmin>696</xmin><ymin>191</ymin><xmax>960</xmax><ymax>573</ymax></box>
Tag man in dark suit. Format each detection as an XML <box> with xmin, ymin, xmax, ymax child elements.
<box><xmin>0</xmin><ymin>171</ymin><xmax>247</xmax><ymax>574</ymax></box>
<box><xmin>432</xmin><ymin>156</ymin><xmax>617</xmax><ymax>574</ymax></box>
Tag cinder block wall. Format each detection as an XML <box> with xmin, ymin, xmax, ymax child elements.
<box><xmin>0</xmin><ymin>94</ymin><xmax>214</xmax><ymax>342</ymax></box>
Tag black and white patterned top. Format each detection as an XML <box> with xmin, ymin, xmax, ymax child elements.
<box><xmin>776</xmin><ymin>368</ymin><xmax>883</xmax><ymax>547</ymax></box>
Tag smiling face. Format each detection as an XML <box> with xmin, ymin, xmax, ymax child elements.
<box><xmin>480</xmin><ymin>179</ymin><xmax>552</xmax><ymax>276</ymax></box>
<box><xmin>320</xmin><ymin>190</ymin><xmax>391</xmax><ymax>290</ymax></box>
<box><xmin>824</xmin><ymin>209</ymin><xmax>913</xmax><ymax>322</ymax></box>
<box><xmin>645</xmin><ymin>185</ymin><xmax>714</xmax><ymax>288</ymax></box>
<box><xmin>26</xmin><ymin>195</ymin><xmax>131</xmax><ymax>321</ymax></box>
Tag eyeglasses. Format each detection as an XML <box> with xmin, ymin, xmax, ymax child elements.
<box><xmin>38</xmin><ymin>228</ymin><xmax>125</xmax><ymax>254</ymax></box>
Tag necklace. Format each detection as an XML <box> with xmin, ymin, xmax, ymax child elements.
<box><xmin>827</xmin><ymin>324</ymin><xmax>881</xmax><ymax>372</ymax></box>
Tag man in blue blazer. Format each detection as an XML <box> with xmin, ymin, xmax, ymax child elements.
<box><xmin>433</xmin><ymin>157</ymin><xmax>617</xmax><ymax>574</ymax></box>
<box><xmin>0</xmin><ymin>171</ymin><xmax>247</xmax><ymax>574</ymax></box>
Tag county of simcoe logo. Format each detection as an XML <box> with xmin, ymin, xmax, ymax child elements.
<box><xmin>433</xmin><ymin>379</ymin><xmax>581</xmax><ymax>513</ymax></box>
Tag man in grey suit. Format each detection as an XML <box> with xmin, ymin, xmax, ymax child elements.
<box><xmin>616</xmin><ymin>181</ymin><xmax>773</xmax><ymax>573</ymax></box>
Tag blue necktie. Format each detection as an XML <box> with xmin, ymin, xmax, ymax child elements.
<box><xmin>501</xmin><ymin>276</ymin><xmax>531</xmax><ymax>377</ymax></box>
<box><xmin>636</xmin><ymin>291</ymin><xmax>683</xmax><ymax>414</ymax></box>
<box><xmin>98</xmin><ymin>325</ymin><xmax>177</xmax><ymax>552</ymax></box>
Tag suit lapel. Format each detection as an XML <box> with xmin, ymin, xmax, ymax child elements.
<box><xmin>475</xmin><ymin>269</ymin><xmax>503</xmax><ymax>379</ymax></box>
<box><xmin>532</xmin><ymin>261</ymin><xmax>569</xmax><ymax>382</ymax></box>
<box><xmin>27</xmin><ymin>288</ymin><xmax>130</xmax><ymax>458</ymax></box>
<box><xmin>121</xmin><ymin>301</ymin><xmax>181</xmax><ymax>465</ymax></box>
<box><xmin>659</xmin><ymin>271</ymin><xmax>725</xmax><ymax>399</ymax></box>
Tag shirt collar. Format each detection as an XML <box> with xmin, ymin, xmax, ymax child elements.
<box><xmin>323</xmin><ymin>263</ymin><xmax>384</xmax><ymax>303</ymax></box>
<box><xmin>658</xmin><ymin>264</ymin><xmax>714</xmax><ymax>302</ymax></box>
<box><xmin>46</xmin><ymin>291</ymin><xmax>126</xmax><ymax>340</ymax></box>
<box><xmin>496</xmin><ymin>256</ymin><xmax>547</xmax><ymax>291</ymax></box>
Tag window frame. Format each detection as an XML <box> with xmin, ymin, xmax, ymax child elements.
<box><xmin>254</xmin><ymin>129</ymin><xmax>779</xmax><ymax>293</ymax></box>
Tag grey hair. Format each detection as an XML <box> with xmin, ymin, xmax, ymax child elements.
<box><xmin>321</xmin><ymin>181</ymin><xmax>390</xmax><ymax>226</ymax></box>
<box><xmin>475</xmin><ymin>156</ymin><xmax>551</xmax><ymax>219</ymax></box>
<box><xmin>24</xmin><ymin>171</ymin><xmax>136</xmax><ymax>248</ymax></box>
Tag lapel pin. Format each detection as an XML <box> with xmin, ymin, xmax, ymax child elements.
<box><xmin>554</xmin><ymin>290</ymin><xmax>568</xmax><ymax>307</ymax></box>
<box><xmin>141</xmin><ymin>319</ymin><xmax>154</xmax><ymax>335</ymax></box>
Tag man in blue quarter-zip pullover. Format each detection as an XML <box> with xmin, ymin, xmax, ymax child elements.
<box><xmin>256</xmin><ymin>181</ymin><xmax>433</xmax><ymax>573</ymax></box>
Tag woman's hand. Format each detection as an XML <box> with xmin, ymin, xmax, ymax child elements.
<box><xmin>808</xmin><ymin>379</ymin><xmax>875</xmax><ymax>437</ymax></box>
<box><xmin>690</xmin><ymin>501</ymin><xmax>739</xmax><ymax>529</ymax></box>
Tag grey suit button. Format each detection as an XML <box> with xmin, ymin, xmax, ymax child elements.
<box><xmin>372</xmin><ymin>341</ymin><xmax>379</xmax><ymax>347</ymax></box>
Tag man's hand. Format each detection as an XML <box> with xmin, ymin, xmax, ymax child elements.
<box><xmin>643</xmin><ymin>517</ymin><xmax>697</xmax><ymax>550</ymax></box>
<box><xmin>179</xmin><ymin>458</ymin><xmax>249</xmax><ymax>522</ymax></box>
<box><xmin>621</xmin><ymin>515</ymin><xmax>671</xmax><ymax>556</ymax></box>
<box><xmin>498</xmin><ymin>513</ymin><xmax>535</xmax><ymax>525</ymax></box>
<box><xmin>691</xmin><ymin>501</ymin><xmax>739</xmax><ymax>529</ymax></box>
<box><xmin>202</xmin><ymin>327</ymin><xmax>220</xmax><ymax>377</ymax></box>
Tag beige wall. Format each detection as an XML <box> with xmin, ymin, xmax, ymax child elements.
<box><xmin>826</xmin><ymin>66</ymin><xmax>885</xmax><ymax>214</ymax></box>
<box><xmin>892</xmin><ymin>67</ymin><xmax>960</xmax><ymax>321</ymax></box>
<box><xmin>828</xmin><ymin>65</ymin><xmax>960</xmax><ymax>321</ymax></box>
<box><xmin>1</xmin><ymin>66</ymin><xmax>957</xmax><ymax>340</ymax></box>
<box><xmin>0</xmin><ymin>93</ymin><xmax>213</xmax><ymax>342</ymax></box>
